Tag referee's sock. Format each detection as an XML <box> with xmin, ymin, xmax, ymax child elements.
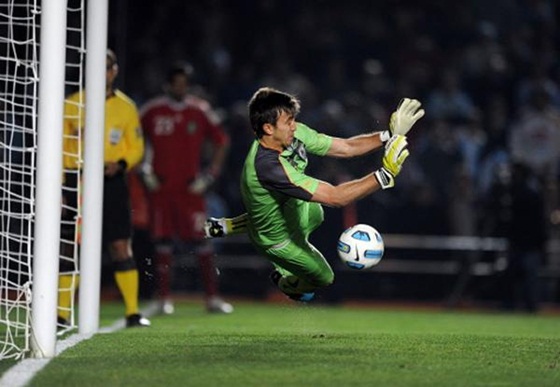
<box><xmin>57</xmin><ymin>274</ymin><xmax>79</xmax><ymax>321</ymax></box>
<box><xmin>114</xmin><ymin>258</ymin><xmax>139</xmax><ymax>316</ymax></box>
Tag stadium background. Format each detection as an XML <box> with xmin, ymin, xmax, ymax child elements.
<box><xmin>103</xmin><ymin>0</ymin><xmax>559</xmax><ymax>306</ymax></box>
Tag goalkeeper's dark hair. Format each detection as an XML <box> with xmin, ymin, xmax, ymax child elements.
<box><xmin>248</xmin><ymin>87</ymin><xmax>300</xmax><ymax>138</ymax></box>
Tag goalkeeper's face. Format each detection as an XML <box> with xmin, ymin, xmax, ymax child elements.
<box><xmin>268</xmin><ymin>111</ymin><xmax>296</xmax><ymax>149</ymax></box>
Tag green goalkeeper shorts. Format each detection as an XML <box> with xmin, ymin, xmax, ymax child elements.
<box><xmin>261</xmin><ymin>201</ymin><xmax>334</xmax><ymax>288</ymax></box>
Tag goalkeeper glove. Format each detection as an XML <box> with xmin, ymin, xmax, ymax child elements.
<box><xmin>189</xmin><ymin>172</ymin><xmax>215</xmax><ymax>194</ymax></box>
<box><xmin>379</xmin><ymin>98</ymin><xmax>425</xmax><ymax>142</ymax></box>
<box><xmin>390</xmin><ymin>98</ymin><xmax>425</xmax><ymax>136</ymax></box>
<box><xmin>204</xmin><ymin>213</ymin><xmax>249</xmax><ymax>238</ymax></box>
<box><xmin>374</xmin><ymin>134</ymin><xmax>409</xmax><ymax>189</ymax></box>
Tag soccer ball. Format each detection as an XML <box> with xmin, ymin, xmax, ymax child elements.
<box><xmin>337</xmin><ymin>224</ymin><xmax>384</xmax><ymax>270</ymax></box>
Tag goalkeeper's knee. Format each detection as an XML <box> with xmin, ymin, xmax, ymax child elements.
<box><xmin>311</xmin><ymin>269</ymin><xmax>335</xmax><ymax>288</ymax></box>
<box><xmin>204</xmin><ymin>213</ymin><xmax>249</xmax><ymax>238</ymax></box>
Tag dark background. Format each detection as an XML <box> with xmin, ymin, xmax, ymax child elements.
<box><xmin>102</xmin><ymin>0</ymin><xmax>559</xmax><ymax>307</ymax></box>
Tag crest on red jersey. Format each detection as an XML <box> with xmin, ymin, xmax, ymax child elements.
<box><xmin>186</xmin><ymin>121</ymin><xmax>197</xmax><ymax>134</ymax></box>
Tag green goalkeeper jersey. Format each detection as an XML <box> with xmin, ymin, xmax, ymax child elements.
<box><xmin>240</xmin><ymin>122</ymin><xmax>333</xmax><ymax>248</ymax></box>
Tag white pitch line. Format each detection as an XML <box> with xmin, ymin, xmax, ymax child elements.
<box><xmin>0</xmin><ymin>332</ymin><xmax>95</xmax><ymax>387</ymax></box>
<box><xmin>0</xmin><ymin>303</ymin><xmax>159</xmax><ymax>387</ymax></box>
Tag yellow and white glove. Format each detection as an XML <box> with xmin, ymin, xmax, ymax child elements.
<box><xmin>380</xmin><ymin>98</ymin><xmax>425</xmax><ymax>142</ymax></box>
<box><xmin>390</xmin><ymin>98</ymin><xmax>425</xmax><ymax>136</ymax></box>
<box><xmin>374</xmin><ymin>134</ymin><xmax>409</xmax><ymax>189</ymax></box>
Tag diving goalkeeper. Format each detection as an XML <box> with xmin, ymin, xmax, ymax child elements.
<box><xmin>205</xmin><ymin>87</ymin><xmax>424</xmax><ymax>301</ymax></box>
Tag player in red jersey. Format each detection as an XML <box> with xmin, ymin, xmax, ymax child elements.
<box><xmin>140</xmin><ymin>62</ymin><xmax>232</xmax><ymax>314</ymax></box>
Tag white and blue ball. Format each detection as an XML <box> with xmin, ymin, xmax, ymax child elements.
<box><xmin>337</xmin><ymin>224</ymin><xmax>384</xmax><ymax>270</ymax></box>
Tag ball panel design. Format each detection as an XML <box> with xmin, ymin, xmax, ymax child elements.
<box><xmin>351</xmin><ymin>230</ymin><xmax>371</xmax><ymax>242</ymax></box>
<box><xmin>337</xmin><ymin>240</ymin><xmax>351</xmax><ymax>254</ymax></box>
<box><xmin>345</xmin><ymin>261</ymin><xmax>366</xmax><ymax>270</ymax></box>
<box><xmin>364</xmin><ymin>249</ymin><xmax>383</xmax><ymax>259</ymax></box>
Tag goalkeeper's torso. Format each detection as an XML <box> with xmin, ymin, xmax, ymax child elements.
<box><xmin>240</xmin><ymin>122</ymin><xmax>332</xmax><ymax>248</ymax></box>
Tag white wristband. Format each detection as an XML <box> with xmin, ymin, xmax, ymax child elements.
<box><xmin>380</xmin><ymin>130</ymin><xmax>391</xmax><ymax>143</ymax></box>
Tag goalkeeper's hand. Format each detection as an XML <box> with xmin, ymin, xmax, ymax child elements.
<box><xmin>389</xmin><ymin>98</ymin><xmax>425</xmax><ymax>137</ymax></box>
<box><xmin>374</xmin><ymin>134</ymin><xmax>409</xmax><ymax>189</ymax></box>
<box><xmin>189</xmin><ymin>172</ymin><xmax>215</xmax><ymax>194</ymax></box>
<box><xmin>204</xmin><ymin>214</ymin><xmax>249</xmax><ymax>238</ymax></box>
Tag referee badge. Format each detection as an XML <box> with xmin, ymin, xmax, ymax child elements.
<box><xmin>109</xmin><ymin>127</ymin><xmax>123</xmax><ymax>144</ymax></box>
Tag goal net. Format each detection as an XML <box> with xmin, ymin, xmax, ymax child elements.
<box><xmin>58</xmin><ymin>0</ymin><xmax>86</xmax><ymax>337</ymax></box>
<box><xmin>0</xmin><ymin>0</ymin><xmax>85</xmax><ymax>360</ymax></box>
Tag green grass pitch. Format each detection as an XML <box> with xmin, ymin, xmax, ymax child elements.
<box><xmin>12</xmin><ymin>300</ymin><xmax>560</xmax><ymax>386</ymax></box>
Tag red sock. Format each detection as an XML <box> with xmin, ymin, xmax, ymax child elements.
<box><xmin>155</xmin><ymin>251</ymin><xmax>173</xmax><ymax>299</ymax></box>
<box><xmin>197</xmin><ymin>249</ymin><xmax>217</xmax><ymax>298</ymax></box>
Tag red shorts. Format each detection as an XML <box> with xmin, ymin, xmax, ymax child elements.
<box><xmin>149</xmin><ymin>190</ymin><xmax>206</xmax><ymax>241</ymax></box>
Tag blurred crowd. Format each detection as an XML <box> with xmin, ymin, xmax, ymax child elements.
<box><xmin>113</xmin><ymin>0</ymin><xmax>559</xmax><ymax>242</ymax></box>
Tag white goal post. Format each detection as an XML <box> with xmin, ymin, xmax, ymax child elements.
<box><xmin>0</xmin><ymin>0</ymin><xmax>107</xmax><ymax>360</ymax></box>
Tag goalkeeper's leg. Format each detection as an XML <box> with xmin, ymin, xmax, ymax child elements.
<box><xmin>264</xmin><ymin>240</ymin><xmax>334</xmax><ymax>302</ymax></box>
<box><xmin>204</xmin><ymin>213</ymin><xmax>249</xmax><ymax>238</ymax></box>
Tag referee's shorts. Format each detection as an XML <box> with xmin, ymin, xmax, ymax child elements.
<box><xmin>103</xmin><ymin>172</ymin><xmax>132</xmax><ymax>244</ymax></box>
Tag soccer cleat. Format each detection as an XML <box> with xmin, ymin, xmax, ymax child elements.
<box><xmin>157</xmin><ymin>299</ymin><xmax>175</xmax><ymax>315</ymax></box>
<box><xmin>296</xmin><ymin>292</ymin><xmax>315</xmax><ymax>302</ymax></box>
<box><xmin>126</xmin><ymin>313</ymin><xmax>151</xmax><ymax>328</ymax></box>
<box><xmin>285</xmin><ymin>291</ymin><xmax>315</xmax><ymax>303</ymax></box>
<box><xmin>206</xmin><ymin>296</ymin><xmax>234</xmax><ymax>314</ymax></box>
<box><xmin>57</xmin><ymin>316</ymin><xmax>70</xmax><ymax>327</ymax></box>
<box><xmin>269</xmin><ymin>269</ymin><xmax>282</xmax><ymax>286</ymax></box>
<box><xmin>269</xmin><ymin>270</ymin><xmax>315</xmax><ymax>303</ymax></box>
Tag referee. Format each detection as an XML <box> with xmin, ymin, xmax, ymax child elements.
<box><xmin>58</xmin><ymin>49</ymin><xmax>150</xmax><ymax>328</ymax></box>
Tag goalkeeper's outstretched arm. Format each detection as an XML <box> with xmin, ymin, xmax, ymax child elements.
<box><xmin>313</xmin><ymin>134</ymin><xmax>409</xmax><ymax>207</ymax></box>
<box><xmin>326</xmin><ymin>97</ymin><xmax>423</xmax><ymax>158</ymax></box>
